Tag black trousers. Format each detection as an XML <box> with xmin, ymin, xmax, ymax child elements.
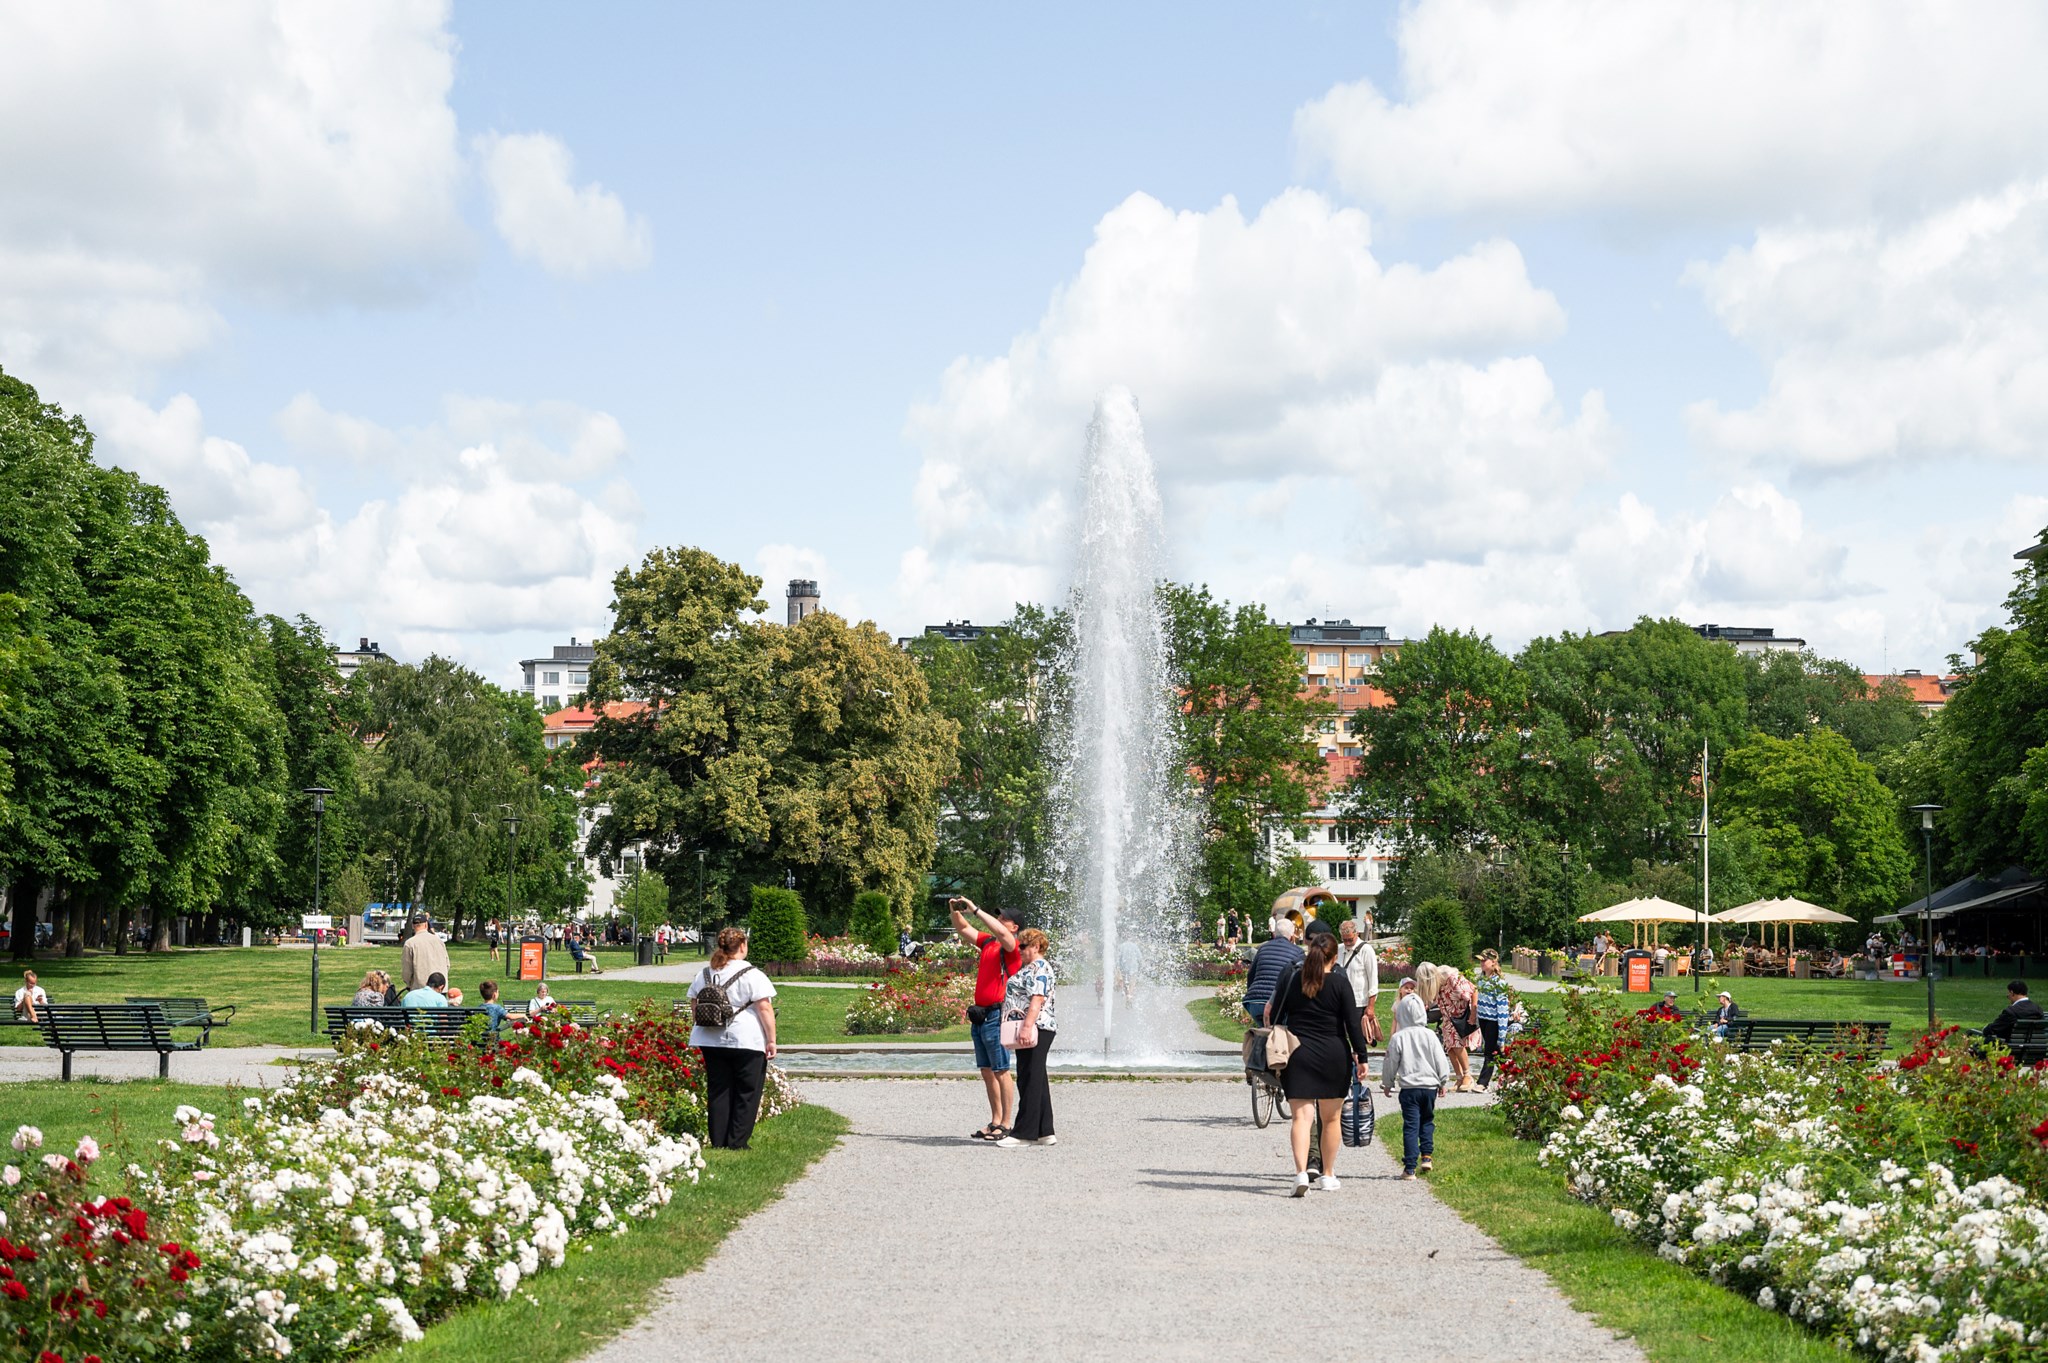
<box><xmin>704</xmin><ymin>1047</ymin><xmax>768</xmax><ymax>1149</ymax></box>
<box><xmin>1011</xmin><ymin>1030</ymin><xmax>1057</xmax><ymax>1140</ymax></box>
<box><xmin>1477</xmin><ymin>1018</ymin><xmax>1503</xmax><ymax>1087</ymax></box>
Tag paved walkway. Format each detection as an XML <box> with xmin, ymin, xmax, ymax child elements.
<box><xmin>0</xmin><ymin>1045</ymin><xmax>322</xmax><ymax>1087</ymax></box>
<box><xmin>591</xmin><ymin>1079</ymin><xmax>1641</xmax><ymax>1363</ymax></box>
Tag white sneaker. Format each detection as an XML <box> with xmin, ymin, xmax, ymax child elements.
<box><xmin>1292</xmin><ymin>1172</ymin><xmax>1310</xmax><ymax>1198</ymax></box>
<box><xmin>1317</xmin><ymin>1175</ymin><xmax>1341</xmax><ymax>1192</ymax></box>
<box><xmin>994</xmin><ymin>1136</ymin><xmax>1026</xmax><ymax>1148</ymax></box>
<box><xmin>1032</xmin><ymin>1134</ymin><xmax>1058</xmax><ymax>1146</ymax></box>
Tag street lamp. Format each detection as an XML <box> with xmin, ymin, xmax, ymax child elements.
<box><xmin>1689</xmin><ymin>820</ymin><xmax>1709</xmax><ymax>995</ymax></box>
<box><xmin>1559</xmin><ymin>842</ymin><xmax>1573</xmax><ymax>957</ymax></box>
<box><xmin>501</xmin><ymin>810</ymin><xmax>522</xmax><ymax>981</ymax></box>
<box><xmin>1910</xmin><ymin>802</ymin><xmax>1943</xmax><ymax>1028</ymax></box>
<box><xmin>697</xmin><ymin>849</ymin><xmax>707</xmax><ymax>959</ymax></box>
<box><xmin>1486</xmin><ymin>844</ymin><xmax>1511</xmax><ymax>958</ymax></box>
<box><xmin>303</xmin><ymin>785</ymin><xmax>333</xmax><ymax>1035</ymax></box>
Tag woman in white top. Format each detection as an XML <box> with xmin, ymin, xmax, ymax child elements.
<box><xmin>687</xmin><ymin>927</ymin><xmax>780</xmax><ymax>1150</ymax></box>
<box><xmin>13</xmin><ymin>970</ymin><xmax>49</xmax><ymax>1023</ymax></box>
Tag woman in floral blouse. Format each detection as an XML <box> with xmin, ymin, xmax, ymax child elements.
<box><xmin>1435</xmin><ymin>965</ymin><xmax>1479</xmax><ymax>1092</ymax></box>
<box><xmin>996</xmin><ymin>928</ymin><xmax>1058</xmax><ymax>1148</ymax></box>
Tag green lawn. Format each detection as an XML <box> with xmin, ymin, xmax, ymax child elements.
<box><xmin>1</xmin><ymin>944</ymin><xmax>961</xmax><ymax>1047</ymax></box>
<box><xmin>362</xmin><ymin>1103</ymin><xmax>847</xmax><ymax>1363</ymax></box>
<box><xmin>1417</xmin><ymin>1106</ymin><xmax>1839</xmax><ymax>1363</ymax></box>
<box><xmin>2</xmin><ymin>1078</ymin><xmax>232</xmax><ymax>1191</ymax></box>
<box><xmin>1189</xmin><ymin>993</ymin><xmax>1396</xmax><ymax>1045</ymax></box>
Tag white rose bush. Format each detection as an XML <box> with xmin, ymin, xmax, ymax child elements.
<box><xmin>1503</xmin><ymin>993</ymin><xmax>2048</xmax><ymax>1361</ymax></box>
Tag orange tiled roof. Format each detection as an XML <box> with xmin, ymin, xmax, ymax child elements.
<box><xmin>543</xmin><ymin>700</ymin><xmax>649</xmax><ymax>734</ymax></box>
<box><xmin>1864</xmin><ymin>673</ymin><xmax>1956</xmax><ymax>706</ymax></box>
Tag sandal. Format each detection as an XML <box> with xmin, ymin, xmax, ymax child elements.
<box><xmin>971</xmin><ymin>1124</ymin><xmax>1008</xmax><ymax>1142</ymax></box>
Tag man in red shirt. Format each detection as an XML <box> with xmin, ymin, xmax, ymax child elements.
<box><xmin>951</xmin><ymin>896</ymin><xmax>1021</xmax><ymax>1141</ymax></box>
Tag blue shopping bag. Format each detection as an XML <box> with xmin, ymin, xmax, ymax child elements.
<box><xmin>1341</xmin><ymin>1073</ymin><xmax>1376</xmax><ymax>1147</ymax></box>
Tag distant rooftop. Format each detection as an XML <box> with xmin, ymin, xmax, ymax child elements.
<box><xmin>1288</xmin><ymin>618</ymin><xmax>1394</xmax><ymax>644</ymax></box>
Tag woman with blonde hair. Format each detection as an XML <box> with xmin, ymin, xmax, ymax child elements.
<box><xmin>351</xmin><ymin>970</ymin><xmax>386</xmax><ymax>1007</ymax></box>
<box><xmin>1435</xmin><ymin>964</ymin><xmax>1479</xmax><ymax>1091</ymax></box>
<box><xmin>1265</xmin><ymin>931</ymin><xmax>1370</xmax><ymax>1195</ymax></box>
<box><xmin>687</xmin><ymin>927</ymin><xmax>780</xmax><ymax>1149</ymax></box>
<box><xmin>996</xmin><ymin>928</ymin><xmax>1059</xmax><ymax>1147</ymax></box>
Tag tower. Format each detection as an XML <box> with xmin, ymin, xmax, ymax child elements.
<box><xmin>786</xmin><ymin>578</ymin><xmax>820</xmax><ymax>625</ymax></box>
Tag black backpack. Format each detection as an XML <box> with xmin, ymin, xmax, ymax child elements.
<box><xmin>692</xmin><ymin>964</ymin><xmax>758</xmax><ymax>1028</ymax></box>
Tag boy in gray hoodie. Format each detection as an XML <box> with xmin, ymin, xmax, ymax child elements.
<box><xmin>1380</xmin><ymin>985</ymin><xmax>1454</xmax><ymax>1177</ymax></box>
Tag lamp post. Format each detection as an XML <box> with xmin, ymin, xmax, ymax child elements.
<box><xmin>1487</xmin><ymin>844</ymin><xmax>1511</xmax><ymax>958</ymax></box>
<box><xmin>303</xmin><ymin>785</ymin><xmax>333</xmax><ymax>1035</ymax></box>
<box><xmin>1559</xmin><ymin>842</ymin><xmax>1573</xmax><ymax>958</ymax></box>
<box><xmin>696</xmin><ymin>849</ymin><xmax>707</xmax><ymax>959</ymax></box>
<box><xmin>1910</xmin><ymin>802</ymin><xmax>1943</xmax><ymax>1028</ymax></box>
<box><xmin>502</xmin><ymin>811</ymin><xmax>522</xmax><ymax>981</ymax></box>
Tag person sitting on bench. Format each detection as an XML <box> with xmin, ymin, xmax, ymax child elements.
<box><xmin>1710</xmin><ymin>990</ymin><xmax>1741</xmax><ymax>1040</ymax></box>
<box><xmin>13</xmin><ymin>970</ymin><xmax>48</xmax><ymax>1023</ymax></box>
<box><xmin>400</xmin><ymin>972</ymin><xmax>451</xmax><ymax>1009</ymax></box>
<box><xmin>1984</xmin><ymin>980</ymin><xmax>2044</xmax><ymax>1045</ymax></box>
<box><xmin>567</xmin><ymin>930</ymin><xmax>602</xmax><ymax>973</ymax></box>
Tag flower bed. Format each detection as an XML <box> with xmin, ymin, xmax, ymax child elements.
<box><xmin>3</xmin><ymin>1128</ymin><xmax>201</xmax><ymax>1362</ymax></box>
<box><xmin>804</xmin><ymin>935</ymin><xmax>889</xmax><ymax>970</ymax></box>
<box><xmin>1500</xmin><ymin>990</ymin><xmax>2048</xmax><ymax>1360</ymax></box>
<box><xmin>845</xmin><ymin>969</ymin><xmax>971</xmax><ymax>1034</ymax></box>
<box><xmin>5</xmin><ymin>1008</ymin><xmax>806</xmax><ymax>1362</ymax></box>
<box><xmin>1213</xmin><ymin>975</ymin><xmax>1249</xmax><ymax>1024</ymax></box>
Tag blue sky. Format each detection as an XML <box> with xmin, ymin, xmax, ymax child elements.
<box><xmin>4</xmin><ymin>1</ymin><xmax>2043</xmax><ymax>685</ymax></box>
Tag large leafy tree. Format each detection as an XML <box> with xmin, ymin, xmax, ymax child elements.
<box><xmin>1162</xmin><ymin>584</ymin><xmax>1334</xmax><ymax>930</ymax></box>
<box><xmin>1342</xmin><ymin>625</ymin><xmax>1528</xmax><ymax>855</ymax></box>
<box><xmin>1716</xmin><ymin>728</ymin><xmax>1912</xmax><ymax>919</ymax></box>
<box><xmin>586</xmin><ymin>547</ymin><xmax>957</xmax><ymax>929</ymax></box>
<box><xmin>908</xmin><ymin>606</ymin><xmax>1064</xmax><ymax>917</ymax></box>
<box><xmin>1745</xmin><ymin>649</ymin><xmax>1923</xmax><ymax>759</ymax></box>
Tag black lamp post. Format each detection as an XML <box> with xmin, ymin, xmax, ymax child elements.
<box><xmin>1559</xmin><ymin>842</ymin><xmax>1573</xmax><ymax>958</ymax></box>
<box><xmin>1486</xmin><ymin>844</ymin><xmax>1510</xmax><ymax>958</ymax></box>
<box><xmin>1910</xmin><ymin>802</ymin><xmax>1943</xmax><ymax>1028</ymax></box>
<box><xmin>697</xmin><ymin>849</ymin><xmax>707</xmax><ymax>958</ymax></box>
<box><xmin>502</xmin><ymin>811</ymin><xmax>522</xmax><ymax>981</ymax></box>
<box><xmin>1689</xmin><ymin>821</ymin><xmax>1709</xmax><ymax>996</ymax></box>
<box><xmin>303</xmin><ymin>785</ymin><xmax>333</xmax><ymax>1034</ymax></box>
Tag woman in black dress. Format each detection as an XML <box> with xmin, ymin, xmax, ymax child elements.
<box><xmin>1269</xmin><ymin>931</ymin><xmax>1370</xmax><ymax>1196</ymax></box>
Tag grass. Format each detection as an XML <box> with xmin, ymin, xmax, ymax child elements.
<box><xmin>2</xmin><ymin>944</ymin><xmax>965</xmax><ymax>1047</ymax></box>
<box><xmin>361</xmin><ymin>1103</ymin><xmax>847</xmax><ymax>1363</ymax></box>
<box><xmin>3</xmin><ymin>1078</ymin><xmax>235</xmax><ymax>1190</ymax></box>
<box><xmin>1418</xmin><ymin>1106</ymin><xmax>1841</xmax><ymax>1363</ymax></box>
<box><xmin>1188</xmin><ymin>993</ymin><xmax>1396</xmax><ymax>1045</ymax></box>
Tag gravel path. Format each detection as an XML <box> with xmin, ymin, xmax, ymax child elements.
<box><xmin>589</xmin><ymin>1079</ymin><xmax>1642</xmax><ymax>1363</ymax></box>
<box><xmin>0</xmin><ymin>1045</ymin><xmax>322</xmax><ymax>1087</ymax></box>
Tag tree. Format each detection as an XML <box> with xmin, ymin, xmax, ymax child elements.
<box><xmin>909</xmin><ymin>606</ymin><xmax>1065</xmax><ymax>914</ymax></box>
<box><xmin>1745</xmin><ymin>649</ymin><xmax>1922</xmax><ymax>760</ymax></box>
<box><xmin>1406</xmin><ymin>895</ymin><xmax>1473</xmax><ymax>968</ymax></box>
<box><xmin>1716</xmin><ymin>728</ymin><xmax>1913</xmax><ymax>921</ymax></box>
<box><xmin>1343</xmin><ymin>626</ymin><xmax>1527</xmax><ymax>854</ymax></box>
<box><xmin>848</xmin><ymin>889</ymin><xmax>896</xmax><ymax>957</ymax></box>
<box><xmin>619</xmin><ymin>869</ymin><xmax>669</xmax><ymax>937</ymax></box>
<box><xmin>1162</xmin><ymin>584</ymin><xmax>1335</xmax><ymax>933</ymax></box>
<box><xmin>748</xmin><ymin>884</ymin><xmax>807</xmax><ymax>962</ymax></box>
<box><xmin>586</xmin><ymin>547</ymin><xmax>957</xmax><ymax>927</ymax></box>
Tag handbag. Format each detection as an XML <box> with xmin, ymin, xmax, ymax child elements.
<box><xmin>1241</xmin><ymin>1025</ymin><xmax>1297</xmax><ymax>1071</ymax></box>
<box><xmin>1341</xmin><ymin>1074</ymin><xmax>1376</xmax><ymax>1147</ymax></box>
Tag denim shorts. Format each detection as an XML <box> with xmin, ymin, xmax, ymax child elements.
<box><xmin>972</xmin><ymin>1009</ymin><xmax>1011</xmax><ymax>1072</ymax></box>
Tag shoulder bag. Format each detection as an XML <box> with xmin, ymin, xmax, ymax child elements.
<box><xmin>690</xmin><ymin>964</ymin><xmax>757</xmax><ymax>1028</ymax></box>
<box><xmin>1259</xmin><ymin>966</ymin><xmax>1301</xmax><ymax>1069</ymax></box>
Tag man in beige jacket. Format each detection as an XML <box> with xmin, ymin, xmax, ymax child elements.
<box><xmin>400</xmin><ymin>912</ymin><xmax>451</xmax><ymax>994</ymax></box>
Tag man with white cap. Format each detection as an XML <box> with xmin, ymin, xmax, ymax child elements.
<box><xmin>1710</xmin><ymin>989</ymin><xmax>1741</xmax><ymax>1040</ymax></box>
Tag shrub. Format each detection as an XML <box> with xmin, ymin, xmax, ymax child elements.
<box><xmin>2</xmin><ymin>1127</ymin><xmax>199</xmax><ymax>1361</ymax></box>
<box><xmin>748</xmin><ymin>885</ymin><xmax>808</xmax><ymax>962</ymax></box>
<box><xmin>844</xmin><ymin>969</ymin><xmax>971</xmax><ymax>1034</ymax></box>
<box><xmin>848</xmin><ymin>891</ymin><xmax>897</xmax><ymax>959</ymax></box>
<box><xmin>1405</xmin><ymin>894</ymin><xmax>1472</xmax><ymax>970</ymax></box>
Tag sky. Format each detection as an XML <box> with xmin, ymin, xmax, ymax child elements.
<box><xmin>3</xmin><ymin>0</ymin><xmax>2045</xmax><ymax>688</ymax></box>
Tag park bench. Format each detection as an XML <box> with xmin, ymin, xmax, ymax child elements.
<box><xmin>324</xmin><ymin>1004</ymin><xmax>501</xmax><ymax>1044</ymax></box>
<box><xmin>1985</xmin><ymin>1017</ymin><xmax>2048</xmax><ymax>1066</ymax></box>
<box><xmin>1723</xmin><ymin>1018</ymin><xmax>1892</xmax><ymax>1058</ymax></box>
<box><xmin>124</xmin><ymin>995</ymin><xmax>237</xmax><ymax>1046</ymax></box>
<box><xmin>37</xmin><ymin>1003</ymin><xmax>199</xmax><ymax>1081</ymax></box>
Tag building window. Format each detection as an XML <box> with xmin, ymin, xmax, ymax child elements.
<box><xmin>569</xmin><ymin>671</ymin><xmax>588</xmax><ymax>685</ymax></box>
<box><xmin>542</xmin><ymin>695</ymin><xmax>559</xmax><ymax>709</ymax></box>
<box><xmin>543</xmin><ymin>670</ymin><xmax>561</xmax><ymax>685</ymax></box>
<box><xmin>1347</xmin><ymin>651</ymin><xmax>1368</xmax><ymax>665</ymax></box>
<box><xmin>1318</xmin><ymin>719</ymin><xmax>1337</xmax><ymax>733</ymax></box>
<box><xmin>1316</xmin><ymin>651</ymin><xmax>1339</xmax><ymax>665</ymax></box>
<box><xmin>1329</xmin><ymin>861</ymin><xmax>1358</xmax><ymax>880</ymax></box>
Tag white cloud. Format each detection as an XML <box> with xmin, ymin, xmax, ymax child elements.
<box><xmin>478</xmin><ymin>132</ymin><xmax>652</xmax><ymax>278</ymax></box>
<box><xmin>1685</xmin><ymin>180</ymin><xmax>2048</xmax><ymax>470</ymax></box>
<box><xmin>279</xmin><ymin>390</ymin><xmax>630</xmax><ymax>481</ymax></box>
<box><xmin>95</xmin><ymin>391</ymin><xmax>643</xmax><ymax>671</ymax></box>
<box><xmin>900</xmin><ymin>188</ymin><xmax>1583</xmax><ymax>621</ymax></box>
<box><xmin>1295</xmin><ymin>0</ymin><xmax>2048</xmax><ymax>224</ymax></box>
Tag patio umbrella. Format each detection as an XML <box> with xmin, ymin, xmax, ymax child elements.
<box><xmin>1710</xmin><ymin>897</ymin><xmax>1856</xmax><ymax>952</ymax></box>
<box><xmin>1579</xmin><ymin>896</ymin><xmax>1701</xmax><ymax>946</ymax></box>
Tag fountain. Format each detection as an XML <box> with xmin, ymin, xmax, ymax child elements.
<box><xmin>1047</xmin><ymin>388</ymin><xmax>1199</xmax><ymax>1059</ymax></box>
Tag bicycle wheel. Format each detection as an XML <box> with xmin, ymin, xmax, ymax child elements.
<box><xmin>1250</xmin><ymin>1076</ymin><xmax>1273</xmax><ymax>1128</ymax></box>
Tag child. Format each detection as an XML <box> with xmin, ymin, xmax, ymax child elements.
<box><xmin>1380</xmin><ymin>988</ymin><xmax>1454</xmax><ymax>1179</ymax></box>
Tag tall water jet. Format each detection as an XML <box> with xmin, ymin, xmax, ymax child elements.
<box><xmin>1050</xmin><ymin>388</ymin><xmax>1196</xmax><ymax>1056</ymax></box>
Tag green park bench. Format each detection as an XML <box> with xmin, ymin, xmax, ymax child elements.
<box><xmin>37</xmin><ymin>1003</ymin><xmax>199</xmax><ymax>1081</ymax></box>
<box><xmin>124</xmin><ymin>995</ymin><xmax>237</xmax><ymax>1046</ymax></box>
<box><xmin>1723</xmin><ymin>1018</ymin><xmax>1892</xmax><ymax>1059</ymax></box>
<box><xmin>1989</xmin><ymin>1017</ymin><xmax>2048</xmax><ymax>1066</ymax></box>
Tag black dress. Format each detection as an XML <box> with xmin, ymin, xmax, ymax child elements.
<box><xmin>1270</xmin><ymin>968</ymin><xmax>1369</xmax><ymax>1101</ymax></box>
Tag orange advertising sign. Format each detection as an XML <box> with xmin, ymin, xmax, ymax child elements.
<box><xmin>1625</xmin><ymin>955</ymin><xmax>1655</xmax><ymax>993</ymax></box>
<box><xmin>519</xmin><ymin>940</ymin><xmax>546</xmax><ymax>982</ymax></box>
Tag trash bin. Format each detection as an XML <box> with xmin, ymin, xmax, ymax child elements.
<box><xmin>1621</xmin><ymin>948</ymin><xmax>1656</xmax><ymax>993</ymax></box>
<box><xmin>636</xmin><ymin>937</ymin><xmax>655</xmax><ymax>967</ymax></box>
<box><xmin>517</xmin><ymin>935</ymin><xmax>547</xmax><ymax>981</ymax></box>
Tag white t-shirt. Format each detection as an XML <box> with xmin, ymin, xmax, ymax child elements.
<box><xmin>688</xmin><ymin>962</ymin><xmax>777</xmax><ymax>1052</ymax></box>
<box><xmin>13</xmin><ymin>985</ymin><xmax>48</xmax><ymax>1016</ymax></box>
